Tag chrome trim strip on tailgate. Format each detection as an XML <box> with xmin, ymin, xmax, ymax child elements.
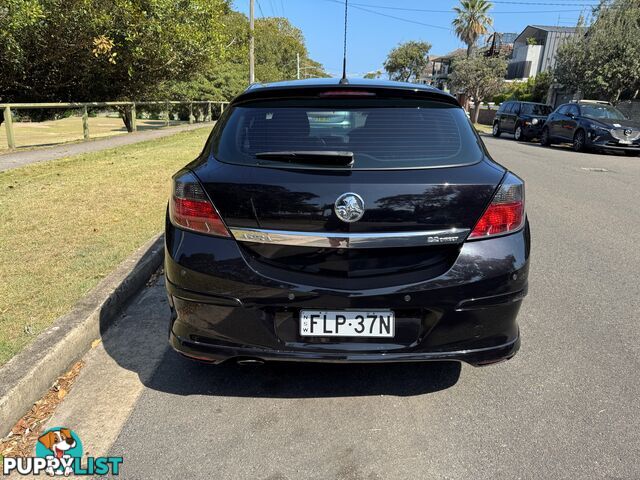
<box><xmin>229</xmin><ymin>227</ymin><xmax>470</xmax><ymax>249</ymax></box>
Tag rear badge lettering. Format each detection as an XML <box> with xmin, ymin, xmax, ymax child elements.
<box><xmin>427</xmin><ymin>235</ymin><xmax>460</xmax><ymax>244</ymax></box>
<box><xmin>238</xmin><ymin>232</ymin><xmax>272</xmax><ymax>242</ymax></box>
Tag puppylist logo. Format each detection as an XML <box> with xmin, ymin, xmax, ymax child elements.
<box><xmin>2</xmin><ymin>427</ymin><xmax>123</xmax><ymax>476</ymax></box>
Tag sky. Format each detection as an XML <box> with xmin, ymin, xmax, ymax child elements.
<box><xmin>233</xmin><ymin>0</ymin><xmax>600</xmax><ymax>78</ymax></box>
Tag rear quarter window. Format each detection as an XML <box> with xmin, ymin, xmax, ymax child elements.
<box><xmin>211</xmin><ymin>98</ymin><xmax>483</xmax><ymax>169</ymax></box>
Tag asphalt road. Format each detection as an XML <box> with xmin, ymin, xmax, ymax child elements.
<box><xmin>47</xmin><ymin>135</ymin><xmax>640</xmax><ymax>479</ymax></box>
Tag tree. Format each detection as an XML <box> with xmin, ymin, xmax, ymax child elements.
<box><xmin>450</xmin><ymin>54</ymin><xmax>507</xmax><ymax>123</ymax></box>
<box><xmin>555</xmin><ymin>1</ymin><xmax>640</xmax><ymax>102</ymax></box>
<box><xmin>452</xmin><ymin>0</ymin><xmax>493</xmax><ymax>57</ymax></box>
<box><xmin>0</xmin><ymin>2</ymin><xmax>328</xmax><ymax>129</ymax></box>
<box><xmin>363</xmin><ymin>70</ymin><xmax>382</xmax><ymax>80</ymax></box>
<box><xmin>161</xmin><ymin>12</ymin><xmax>327</xmax><ymax>102</ymax></box>
<box><xmin>383</xmin><ymin>41</ymin><xmax>432</xmax><ymax>82</ymax></box>
<box><xmin>0</xmin><ymin>0</ymin><xmax>229</xmax><ymax>129</ymax></box>
<box><xmin>531</xmin><ymin>71</ymin><xmax>553</xmax><ymax>103</ymax></box>
<box><xmin>492</xmin><ymin>71</ymin><xmax>553</xmax><ymax>104</ymax></box>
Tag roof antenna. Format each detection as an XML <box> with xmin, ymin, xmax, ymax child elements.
<box><xmin>340</xmin><ymin>0</ymin><xmax>349</xmax><ymax>84</ymax></box>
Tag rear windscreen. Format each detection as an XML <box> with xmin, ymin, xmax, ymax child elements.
<box><xmin>211</xmin><ymin>98</ymin><xmax>483</xmax><ymax>169</ymax></box>
<box><xmin>521</xmin><ymin>104</ymin><xmax>552</xmax><ymax>115</ymax></box>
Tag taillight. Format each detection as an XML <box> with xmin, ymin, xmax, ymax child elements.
<box><xmin>469</xmin><ymin>172</ymin><xmax>525</xmax><ymax>239</ymax></box>
<box><xmin>169</xmin><ymin>171</ymin><xmax>230</xmax><ymax>237</ymax></box>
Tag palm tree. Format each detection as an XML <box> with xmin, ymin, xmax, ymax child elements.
<box><xmin>452</xmin><ymin>0</ymin><xmax>494</xmax><ymax>57</ymax></box>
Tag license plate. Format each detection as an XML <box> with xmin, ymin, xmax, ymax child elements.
<box><xmin>619</xmin><ymin>140</ymin><xmax>632</xmax><ymax>145</ymax></box>
<box><xmin>300</xmin><ymin>310</ymin><xmax>395</xmax><ymax>338</ymax></box>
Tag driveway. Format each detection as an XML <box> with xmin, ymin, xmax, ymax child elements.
<box><xmin>45</xmin><ymin>137</ymin><xmax>640</xmax><ymax>479</ymax></box>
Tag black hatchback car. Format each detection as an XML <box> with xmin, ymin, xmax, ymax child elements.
<box><xmin>541</xmin><ymin>101</ymin><xmax>640</xmax><ymax>155</ymax></box>
<box><xmin>165</xmin><ymin>78</ymin><xmax>530</xmax><ymax>367</ymax></box>
<box><xmin>492</xmin><ymin>100</ymin><xmax>553</xmax><ymax>141</ymax></box>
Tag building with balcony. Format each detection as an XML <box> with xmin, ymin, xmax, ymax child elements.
<box><xmin>507</xmin><ymin>25</ymin><xmax>578</xmax><ymax>80</ymax></box>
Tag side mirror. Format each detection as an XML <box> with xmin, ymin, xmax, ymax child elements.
<box><xmin>567</xmin><ymin>112</ymin><xmax>575</xmax><ymax>119</ymax></box>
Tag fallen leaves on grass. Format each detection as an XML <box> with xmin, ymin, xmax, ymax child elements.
<box><xmin>0</xmin><ymin>360</ymin><xmax>84</xmax><ymax>458</ymax></box>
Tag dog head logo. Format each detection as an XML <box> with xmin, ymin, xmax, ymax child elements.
<box><xmin>35</xmin><ymin>427</ymin><xmax>83</xmax><ymax>476</ymax></box>
<box><xmin>38</xmin><ymin>428</ymin><xmax>76</xmax><ymax>458</ymax></box>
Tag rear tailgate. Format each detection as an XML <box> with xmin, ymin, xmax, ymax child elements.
<box><xmin>193</xmin><ymin>93</ymin><xmax>505</xmax><ymax>285</ymax></box>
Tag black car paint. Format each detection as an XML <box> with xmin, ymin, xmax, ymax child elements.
<box><xmin>193</xmin><ymin>160</ymin><xmax>504</xmax><ymax>234</ymax></box>
<box><xmin>165</xmin><ymin>78</ymin><xmax>530</xmax><ymax>366</ymax></box>
<box><xmin>493</xmin><ymin>101</ymin><xmax>551</xmax><ymax>140</ymax></box>
<box><xmin>542</xmin><ymin>102</ymin><xmax>640</xmax><ymax>153</ymax></box>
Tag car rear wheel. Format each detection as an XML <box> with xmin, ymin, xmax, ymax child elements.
<box><xmin>540</xmin><ymin>127</ymin><xmax>551</xmax><ymax>146</ymax></box>
<box><xmin>514</xmin><ymin>125</ymin><xmax>526</xmax><ymax>142</ymax></box>
<box><xmin>492</xmin><ymin>122</ymin><xmax>501</xmax><ymax>137</ymax></box>
<box><xmin>573</xmin><ymin>130</ymin><xmax>587</xmax><ymax>152</ymax></box>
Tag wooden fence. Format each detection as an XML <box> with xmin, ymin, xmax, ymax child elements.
<box><xmin>0</xmin><ymin>100</ymin><xmax>229</xmax><ymax>149</ymax></box>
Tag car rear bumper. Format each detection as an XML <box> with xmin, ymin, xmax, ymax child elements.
<box><xmin>169</xmin><ymin>328</ymin><xmax>520</xmax><ymax>366</ymax></box>
<box><xmin>165</xmin><ymin>221</ymin><xmax>530</xmax><ymax>367</ymax></box>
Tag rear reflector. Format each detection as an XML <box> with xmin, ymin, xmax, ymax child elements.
<box><xmin>169</xmin><ymin>171</ymin><xmax>230</xmax><ymax>237</ymax></box>
<box><xmin>469</xmin><ymin>173</ymin><xmax>525</xmax><ymax>239</ymax></box>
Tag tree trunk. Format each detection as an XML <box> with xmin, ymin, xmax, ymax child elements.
<box><xmin>473</xmin><ymin>101</ymin><xmax>482</xmax><ymax>124</ymax></box>
<box><xmin>466</xmin><ymin>44</ymin><xmax>473</xmax><ymax>57</ymax></box>
<box><xmin>614</xmin><ymin>88</ymin><xmax>622</xmax><ymax>103</ymax></box>
<box><xmin>119</xmin><ymin>106</ymin><xmax>134</xmax><ymax>133</ymax></box>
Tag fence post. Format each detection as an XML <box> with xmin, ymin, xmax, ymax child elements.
<box><xmin>82</xmin><ymin>106</ymin><xmax>90</xmax><ymax>140</ymax></box>
<box><xmin>4</xmin><ymin>106</ymin><xmax>16</xmax><ymax>149</ymax></box>
<box><xmin>130</xmin><ymin>103</ymin><xmax>137</xmax><ymax>132</ymax></box>
<box><xmin>165</xmin><ymin>101</ymin><xmax>170</xmax><ymax>126</ymax></box>
<box><xmin>189</xmin><ymin>102</ymin><xmax>194</xmax><ymax>124</ymax></box>
<box><xmin>207</xmin><ymin>102</ymin><xmax>212</xmax><ymax>122</ymax></box>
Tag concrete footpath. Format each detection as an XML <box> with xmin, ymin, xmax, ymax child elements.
<box><xmin>0</xmin><ymin>123</ymin><xmax>212</xmax><ymax>172</ymax></box>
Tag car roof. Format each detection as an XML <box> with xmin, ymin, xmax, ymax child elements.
<box><xmin>506</xmin><ymin>100</ymin><xmax>550</xmax><ymax>106</ymax></box>
<box><xmin>232</xmin><ymin>78</ymin><xmax>460</xmax><ymax>106</ymax></box>
<box><xmin>519</xmin><ymin>101</ymin><xmax>551</xmax><ymax>106</ymax></box>
<box><xmin>245</xmin><ymin>77</ymin><xmax>441</xmax><ymax>92</ymax></box>
<box><xmin>573</xmin><ymin>99</ymin><xmax>611</xmax><ymax>104</ymax></box>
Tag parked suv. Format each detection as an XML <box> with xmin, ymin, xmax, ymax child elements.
<box><xmin>541</xmin><ymin>100</ymin><xmax>640</xmax><ymax>155</ymax></box>
<box><xmin>492</xmin><ymin>100</ymin><xmax>553</xmax><ymax>141</ymax></box>
<box><xmin>165</xmin><ymin>79</ymin><xmax>530</xmax><ymax>367</ymax></box>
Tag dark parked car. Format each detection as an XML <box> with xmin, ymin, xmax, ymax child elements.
<box><xmin>492</xmin><ymin>100</ymin><xmax>553</xmax><ymax>141</ymax></box>
<box><xmin>541</xmin><ymin>101</ymin><xmax>640</xmax><ymax>155</ymax></box>
<box><xmin>165</xmin><ymin>78</ymin><xmax>530</xmax><ymax>367</ymax></box>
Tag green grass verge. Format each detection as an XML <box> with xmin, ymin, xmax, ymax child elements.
<box><xmin>473</xmin><ymin>123</ymin><xmax>493</xmax><ymax>135</ymax></box>
<box><xmin>0</xmin><ymin>116</ymin><xmax>190</xmax><ymax>152</ymax></box>
<box><xmin>0</xmin><ymin>127</ymin><xmax>211</xmax><ymax>366</ymax></box>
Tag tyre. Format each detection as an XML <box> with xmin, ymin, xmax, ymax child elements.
<box><xmin>540</xmin><ymin>127</ymin><xmax>551</xmax><ymax>146</ymax></box>
<box><xmin>624</xmin><ymin>150</ymin><xmax>640</xmax><ymax>157</ymax></box>
<box><xmin>492</xmin><ymin>122</ymin><xmax>501</xmax><ymax>137</ymax></box>
<box><xmin>514</xmin><ymin>125</ymin><xmax>527</xmax><ymax>142</ymax></box>
<box><xmin>573</xmin><ymin>130</ymin><xmax>587</xmax><ymax>152</ymax></box>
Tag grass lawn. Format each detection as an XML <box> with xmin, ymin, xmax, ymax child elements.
<box><xmin>0</xmin><ymin>126</ymin><xmax>211</xmax><ymax>365</ymax></box>
<box><xmin>0</xmin><ymin>116</ymin><xmax>190</xmax><ymax>152</ymax></box>
<box><xmin>473</xmin><ymin>123</ymin><xmax>493</xmax><ymax>135</ymax></box>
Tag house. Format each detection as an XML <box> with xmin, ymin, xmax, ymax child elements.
<box><xmin>418</xmin><ymin>48</ymin><xmax>466</xmax><ymax>91</ymax></box>
<box><xmin>485</xmin><ymin>32</ymin><xmax>518</xmax><ymax>57</ymax></box>
<box><xmin>419</xmin><ymin>32</ymin><xmax>517</xmax><ymax>91</ymax></box>
<box><xmin>507</xmin><ymin>25</ymin><xmax>578</xmax><ymax>80</ymax></box>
